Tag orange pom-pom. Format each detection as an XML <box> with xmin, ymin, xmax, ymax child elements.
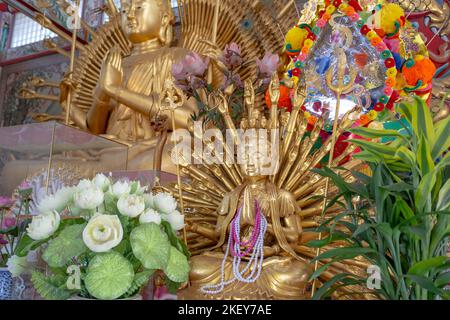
<box><xmin>307</xmin><ymin>116</ymin><xmax>317</xmax><ymax>125</ymax></box>
<box><xmin>265</xmin><ymin>84</ymin><xmax>293</xmax><ymax>112</ymax></box>
<box><xmin>402</xmin><ymin>56</ymin><xmax>436</xmax><ymax>87</ymax></box>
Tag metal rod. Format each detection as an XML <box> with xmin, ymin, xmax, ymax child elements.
<box><xmin>45</xmin><ymin>123</ymin><xmax>57</xmax><ymax>194</ymax></box>
<box><xmin>65</xmin><ymin>0</ymin><xmax>80</xmax><ymax>125</ymax></box>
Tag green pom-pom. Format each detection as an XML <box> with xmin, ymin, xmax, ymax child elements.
<box><xmin>164</xmin><ymin>246</ymin><xmax>190</xmax><ymax>283</ymax></box>
<box><xmin>405</xmin><ymin>59</ymin><xmax>415</xmax><ymax>68</ymax></box>
<box><xmin>42</xmin><ymin>224</ymin><xmax>87</xmax><ymax>268</ymax></box>
<box><xmin>130</xmin><ymin>223</ymin><xmax>171</xmax><ymax>270</ymax></box>
<box><xmin>85</xmin><ymin>252</ymin><xmax>134</xmax><ymax>300</ymax></box>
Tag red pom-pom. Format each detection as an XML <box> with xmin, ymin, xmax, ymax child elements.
<box><xmin>292</xmin><ymin>68</ymin><xmax>301</xmax><ymax>77</ymax></box>
<box><xmin>360</xmin><ymin>25</ymin><xmax>370</xmax><ymax>35</ymax></box>
<box><xmin>348</xmin><ymin>0</ymin><xmax>363</xmax><ymax>11</ymax></box>
<box><xmin>374</xmin><ymin>103</ymin><xmax>385</xmax><ymax>112</ymax></box>
<box><xmin>384</xmin><ymin>58</ymin><xmax>395</xmax><ymax>68</ymax></box>
<box><xmin>333</xmin><ymin>0</ymin><xmax>342</xmax><ymax>7</ymax></box>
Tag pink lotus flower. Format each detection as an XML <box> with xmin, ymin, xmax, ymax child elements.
<box><xmin>0</xmin><ymin>196</ymin><xmax>14</xmax><ymax>208</ymax></box>
<box><xmin>172</xmin><ymin>53</ymin><xmax>209</xmax><ymax>94</ymax></box>
<box><xmin>1</xmin><ymin>215</ymin><xmax>16</xmax><ymax>229</ymax></box>
<box><xmin>182</xmin><ymin>52</ymin><xmax>209</xmax><ymax>77</ymax></box>
<box><xmin>220</xmin><ymin>42</ymin><xmax>242</xmax><ymax>70</ymax></box>
<box><xmin>18</xmin><ymin>181</ymin><xmax>31</xmax><ymax>190</ymax></box>
<box><xmin>256</xmin><ymin>52</ymin><xmax>279</xmax><ymax>79</ymax></box>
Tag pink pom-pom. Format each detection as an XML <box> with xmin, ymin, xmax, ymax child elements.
<box><xmin>298</xmin><ymin>53</ymin><xmax>307</xmax><ymax>62</ymax></box>
<box><xmin>349</xmin><ymin>13</ymin><xmax>359</xmax><ymax>22</ymax></box>
<box><xmin>376</xmin><ymin>42</ymin><xmax>388</xmax><ymax>52</ymax></box>
<box><xmin>316</xmin><ymin>19</ymin><xmax>326</xmax><ymax>28</ymax></box>
<box><xmin>384</xmin><ymin>86</ymin><xmax>393</xmax><ymax>96</ymax></box>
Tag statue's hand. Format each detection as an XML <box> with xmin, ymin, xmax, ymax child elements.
<box><xmin>292</xmin><ymin>84</ymin><xmax>306</xmax><ymax>108</ymax></box>
<box><xmin>268</xmin><ymin>73</ymin><xmax>280</xmax><ymax>105</ymax></box>
<box><xmin>198</xmin><ymin>39</ymin><xmax>228</xmax><ymax>73</ymax></box>
<box><xmin>98</xmin><ymin>47</ymin><xmax>123</xmax><ymax>98</ymax></box>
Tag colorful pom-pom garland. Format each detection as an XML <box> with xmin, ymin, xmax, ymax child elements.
<box><xmin>286</xmin><ymin>0</ymin><xmax>401</xmax><ymax>125</ymax></box>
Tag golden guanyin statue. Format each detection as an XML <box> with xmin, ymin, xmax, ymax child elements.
<box><xmin>164</xmin><ymin>77</ymin><xmax>370</xmax><ymax>299</ymax></box>
<box><xmin>63</xmin><ymin>0</ymin><xmax>301</xmax><ymax>172</ymax></box>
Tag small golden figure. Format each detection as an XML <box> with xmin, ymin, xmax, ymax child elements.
<box><xmin>178</xmin><ymin>79</ymin><xmax>312</xmax><ymax>300</ymax></box>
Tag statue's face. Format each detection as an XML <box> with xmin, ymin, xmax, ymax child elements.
<box><xmin>239</xmin><ymin>135</ymin><xmax>278</xmax><ymax>177</ymax></box>
<box><xmin>120</xmin><ymin>0</ymin><xmax>164</xmax><ymax>43</ymax></box>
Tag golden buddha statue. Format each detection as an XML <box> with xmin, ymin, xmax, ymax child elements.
<box><xmin>72</xmin><ymin>0</ymin><xmax>197</xmax><ymax>172</ymax></box>
<box><xmin>177</xmin><ymin>78</ymin><xmax>313</xmax><ymax>300</ymax></box>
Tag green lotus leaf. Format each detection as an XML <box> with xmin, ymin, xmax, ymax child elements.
<box><xmin>130</xmin><ymin>223</ymin><xmax>170</xmax><ymax>270</ymax></box>
<box><xmin>42</xmin><ymin>223</ymin><xmax>87</xmax><ymax>268</ymax></box>
<box><xmin>164</xmin><ymin>246</ymin><xmax>190</xmax><ymax>283</ymax></box>
<box><xmin>85</xmin><ymin>251</ymin><xmax>134</xmax><ymax>300</ymax></box>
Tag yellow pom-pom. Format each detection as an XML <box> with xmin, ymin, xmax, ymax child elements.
<box><xmin>304</xmin><ymin>111</ymin><xmax>311</xmax><ymax>119</ymax></box>
<box><xmin>378</xmin><ymin>3</ymin><xmax>405</xmax><ymax>35</ymax></box>
<box><xmin>304</xmin><ymin>39</ymin><xmax>313</xmax><ymax>48</ymax></box>
<box><xmin>367</xmin><ymin>110</ymin><xmax>378</xmax><ymax>120</ymax></box>
<box><xmin>366</xmin><ymin>30</ymin><xmax>377</xmax><ymax>39</ymax></box>
<box><xmin>285</xmin><ymin>26</ymin><xmax>308</xmax><ymax>53</ymax></box>
<box><xmin>291</xmin><ymin>76</ymin><xmax>299</xmax><ymax>87</ymax></box>
<box><xmin>386</xmin><ymin>68</ymin><xmax>397</xmax><ymax>78</ymax></box>
<box><xmin>338</xmin><ymin>3</ymin><xmax>348</xmax><ymax>11</ymax></box>
<box><xmin>326</xmin><ymin>5</ymin><xmax>336</xmax><ymax>15</ymax></box>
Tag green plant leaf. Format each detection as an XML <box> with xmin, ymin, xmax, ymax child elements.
<box><xmin>405</xmin><ymin>274</ymin><xmax>446</xmax><ymax>298</ymax></box>
<box><xmin>430</xmin><ymin>214</ymin><xmax>449</xmax><ymax>256</ymax></box>
<box><xmin>312</xmin><ymin>247</ymin><xmax>375</xmax><ymax>262</ymax></box>
<box><xmin>123</xmin><ymin>269</ymin><xmax>154</xmax><ymax>298</ymax></box>
<box><xmin>164</xmin><ymin>246</ymin><xmax>190</xmax><ymax>283</ymax></box>
<box><xmin>411</xmin><ymin>96</ymin><xmax>435</xmax><ymax>144</ymax></box>
<box><xmin>352</xmin><ymin>223</ymin><xmax>372</xmax><ymax>238</ymax></box>
<box><xmin>408</xmin><ymin>256</ymin><xmax>447</xmax><ymax>276</ymax></box>
<box><xmin>436</xmin><ymin>179</ymin><xmax>450</xmax><ymax>211</ymax></box>
<box><xmin>347</xmin><ymin>139</ymin><xmax>398</xmax><ymax>159</ymax></box>
<box><xmin>14</xmin><ymin>235</ymin><xmax>48</xmax><ymax>258</ymax></box>
<box><xmin>394</xmin><ymin>147</ymin><xmax>416</xmax><ymax>168</ymax></box>
<box><xmin>349</xmin><ymin>127</ymin><xmax>406</xmax><ymax>139</ymax></box>
<box><xmin>435</xmin><ymin>271</ymin><xmax>450</xmax><ymax>288</ymax></box>
<box><xmin>84</xmin><ymin>251</ymin><xmax>134</xmax><ymax>300</ymax></box>
<box><xmin>417</xmin><ymin>134</ymin><xmax>435</xmax><ymax>176</ymax></box>
<box><xmin>130</xmin><ymin>223</ymin><xmax>171</xmax><ymax>270</ymax></box>
<box><xmin>415</xmin><ymin>170</ymin><xmax>437</xmax><ymax>213</ymax></box>
<box><xmin>431</xmin><ymin>116</ymin><xmax>450</xmax><ymax>160</ymax></box>
<box><xmin>161</xmin><ymin>221</ymin><xmax>190</xmax><ymax>258</ymax></box>
<box><xmin>312</xmin><ymin>273</ymin><xmax>361</xmax><ymax>300</ymax></box>
<box><xmin>42</xmin><ymin>224</ymin><xmax>87</xmax><ymax>268</ymax></box>
<box><xmin>396</xmin><ymin>101</ymin><xmax>414</xmax><ymax>124</ymax></box>
<box><xmin>31</xmin><ymin>271</ymin><xmax>72</xmax><ymax>300</ymax></box>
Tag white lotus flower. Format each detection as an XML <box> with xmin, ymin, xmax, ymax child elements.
<box><xmin>131</xmin><ymin>181</ymin><xmax>148</xmax><ymax>195</ymax></box>
<box><xmin>27</xmin><ymin>210</ymin><xmax>61</xmax><ymax>240</ymax></box>
<box><xmin>82</xmin><ymin>214</ymin><xmax>123</xmax><ymax>252</ymax></box>
<box><xmin>144</xmin><ymin>193</ymin><xmax>155</xmax><ymax>209</ymax></box>
<box><xmin>109</xmin><ymin>181</ymin><xmax>131</xmax><ymax>198</ymax></box>
<box><xmin>37</xmin><ymin>186</ymin><xmax>77</xmax><ymax>213</ymax></box>
<box><xmin>93</xmin><ymin>173</ymin><xmax>111</xmax><ymax>192</ymax></box>
<box><xmin>139</xmin><ymin>208</ymin><xmax>161</xmax><ymax>225</ymax></box>
<box><xmin>117</xmin><ymin>194</ymin><xmax>145</xmax><ymax>217</ymax></box>
<box><xmin>74</xmin><ymin>186</ymin><xmax>104</xmax><ymax>210</ymax></box>
<box><xmin>162</xmin><ymin>210</ymin><xmax>185</xmax><ymax>231</ymax></box>
<box><xmin>7</xmin><ymin>255</ymin><xmax>29</xmax><ymax>277</ymax></box>
<box><xmin>153</xmin><ymin>192</ymin><xmax>177</xmax><ymax>214</ymax></box>
<box><xmin>77</xmin><ymin>179</ymin><xmax>94</xmax><ymax>189</ymax></box>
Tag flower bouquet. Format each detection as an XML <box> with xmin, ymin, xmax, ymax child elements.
<box><xmin>0</xmin><ymin>184</ymin><xmax>33</xmax><ymax>299</ymax></box>
<box><xmin>171</xmin><ymin>43</ymin><xmax>280</xmax><ymax>130</ymax></box>
<box><xmin>14</xmin><ymin>174</ymin><xmax>190</xmax><ymax>300</ymax></box>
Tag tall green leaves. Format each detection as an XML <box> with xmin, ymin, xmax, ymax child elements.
<box><xmin>312</xmin><ymin>97</ymin><xmax>449</xmax><ymax>300</ymax></box>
